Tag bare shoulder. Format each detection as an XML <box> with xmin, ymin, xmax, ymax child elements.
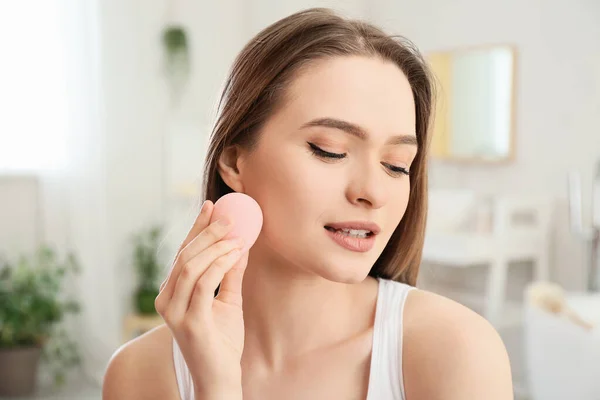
<box><xmin>402</xmin><ymin>289</ymin><xmax>514</xmax><ymax>400</ymax></box>
<box><xmin>102</xmin><ymin>324</ymin><xmax>180</xmax><ymax>400</ymax></box>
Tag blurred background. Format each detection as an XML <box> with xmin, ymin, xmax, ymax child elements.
<box><xmin>1</xmin><ymin>1</ymin><xmax>599</xmax><ymax>399</ymax></box>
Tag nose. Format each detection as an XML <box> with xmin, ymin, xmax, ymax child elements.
<box><xmin>345</xmin><ymin>162</ymin><xmax>389</xmax><ymax>209</ymax></box>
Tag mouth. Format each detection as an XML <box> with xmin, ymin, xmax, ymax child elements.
<box><xmin>324</xmin><ymin>226</ymin><xmax>374</xmax><ymax>238</ymax></box>
<box><xmin>323</xmin><ymin>221</ymin><xmax>379</xmax><ymax>252</ymax></box>
<box><xmin>324</xmin><ymin>221</ymin><xmax>381</xmax><ymax>238</ymax></box>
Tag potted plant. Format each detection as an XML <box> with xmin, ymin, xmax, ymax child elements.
<box><xmin>132</xmin><ymin>225</ymin><xmax>164</xmax><ymax>315</ymax></box>
<box><xmin>162</xmin><ymin>24</ymin><xmax>190</xmax><ymax>104</ymax></box>
<box><xmin>0</xmin><ymin>245</ymin><xmax>82</xmax><ymax>396</ymax></box>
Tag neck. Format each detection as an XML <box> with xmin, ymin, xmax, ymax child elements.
<box><xmin>240</xmin><ymin>248</ymin><xmax>375</xmax><ymax>371</ymax></box>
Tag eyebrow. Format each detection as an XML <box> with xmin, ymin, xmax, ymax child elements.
<box><xmin>300</xmin><ymin>117</ymin><xmax>418</xmax><ymax>147</ymax></box>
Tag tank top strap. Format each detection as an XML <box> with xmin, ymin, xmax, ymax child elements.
<box><xmin>366</xmin><ymin>277</ymin><xmax>416</xmax><ymax>400</ymax></box>
<box><xmin>172</xmin><ymin>337</ymin><xmax>195</xmax><ymax>400</ymax></box>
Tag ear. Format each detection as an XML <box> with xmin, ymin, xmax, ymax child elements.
<box><xmin>217</xmin><ymin>144</ymin><xmax>245</xmax><ymax>193</ymax></box>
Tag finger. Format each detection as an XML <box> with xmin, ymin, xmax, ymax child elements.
<box><xmin>167</xmin><ymin>239</ymin><xmax>244</xmax><ymax>322</ymax></box>
<box><xmin>187</xmin><ymin>249</ymin><xmax>244</xmax><ymax>316</ymax></box>
<box><xmin>160</xmin><ymin>201</ymin><xmax>217</xmax><ymax>299</ymax></box>
<box><xmin>215</xmin><ymin>251</ymin><xmax>249</xmax><ymax>307</ymax></box>
<box><xmin>177</xmin><ymin>217</ymin><xmax>236</xmax><ymax>266</ymax></box>
<box><xmin>159</xmin><ymin>201</ymin><xmax>213</xmax><ymax>297</ymax></box>
<box><xmin>179</xmin><ymin>200</ymin><xmax>212</xmax><ymax>253</ymax></box>
<box><xmin>162</xmin><ymin>216</ymin><xmax>235</xmax><ymax>301</ymax></box>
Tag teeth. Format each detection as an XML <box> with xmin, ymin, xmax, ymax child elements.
<box><xmin>338</xmin><ymin>228</ymin><xmax>370</xmax><ymax>238</ymax></box>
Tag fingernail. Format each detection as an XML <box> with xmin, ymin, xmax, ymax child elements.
<box><xmin>200</xmin><ymin>200</ymin><xmax>208</xmax><ymax>212</ymax></box>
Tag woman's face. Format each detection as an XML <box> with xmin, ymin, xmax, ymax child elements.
<box><xmin>234</xmin><ymin>55</ymin><xmax>417</xmax><ymax>283</ymax></box>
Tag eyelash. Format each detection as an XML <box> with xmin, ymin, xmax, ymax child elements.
<box><xmin>307</xmin><ymin>142</ymin><xmax>410</xmax><ymax>177</ymax></box>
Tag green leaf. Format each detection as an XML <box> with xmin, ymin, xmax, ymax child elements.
<box><xmin>0</xmin><ymin>245</ymin><xmax>82</xmax><ymax>389</ymax></box>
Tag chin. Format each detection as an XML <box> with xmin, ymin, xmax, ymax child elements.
<box><xmin>312</xmin><ymin>257</ymin><xmax>373</xmax><ymax>284</ymax></box>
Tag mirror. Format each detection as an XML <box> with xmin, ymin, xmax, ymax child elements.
<box><xmin>426</xmin><ymin>45</ymin><xmax>516</xmax><ymax>162</ymax></box>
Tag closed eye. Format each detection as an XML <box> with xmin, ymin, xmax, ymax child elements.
<box><xmin>308</xmin><ymin>142</ymin><xmax>346</xmax><ymax>159</ymax></box>
<box><xmin>382</xmin><ymin>162</ymin><xmax>410</xmax><ymax>176</ymax></box>
<box><xmin>307</xmin><ymin>142</ymin><xmax>410</xmax><ymax>177</ymax></box>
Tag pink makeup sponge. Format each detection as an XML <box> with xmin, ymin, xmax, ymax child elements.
<box><xmin>210</xmin><ymin>193</ymin><xmax>263</xmax><ymax>253</ymax></box>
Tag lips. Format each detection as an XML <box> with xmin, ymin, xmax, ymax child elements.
<box><xmin>324</xmin><ymin>221</ymin><xmax>381</xmax><ymax>235</ymax></box>
<box><xmin>324</xmin><ymin>224</ymin><xmax>378</xmax><ymax>252</ymax></box>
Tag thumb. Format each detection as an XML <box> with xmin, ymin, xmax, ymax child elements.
<box><xmin>215</xmin><ymin>251</ymin><xmax>249</xmax><ymax>306</ymax></box>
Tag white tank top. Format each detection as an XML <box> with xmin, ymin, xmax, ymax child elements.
<box><xmin>172</xmin><ymin>277</ymin><xmax>415</xmax><ymax>400</ymax></box>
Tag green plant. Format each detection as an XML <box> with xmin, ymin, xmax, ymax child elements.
<box><xmin>132</xmin><ymin>225</ymin><xmax>164</xmax><ymax>314</ymax></box>
<box><xmin>0</xmin><ymin>245</ymin><xmax>82</xmax><ymax>387</ymax></box>
<box><xmin>162</xmin><ymin>26</ymin><xmax>188</xmax><ymax>55</ymax></box>
<box><xmin>161</xmin><ymin>25</ymin><xmax>190</xmax><ymax>103</ymax></box>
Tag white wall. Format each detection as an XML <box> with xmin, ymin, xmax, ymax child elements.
<box><xmin>367</xmin><ymin>0</ymin><xmax>600</xmax><ymax>290</ymax></box>
<box><xmin>246</xmin><ymin>0</ymin><xmax>368</xmax><ymax>35</ymax></box>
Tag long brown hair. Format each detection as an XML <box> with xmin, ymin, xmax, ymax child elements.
<box><xmin>201</xmin><ymin>8</ymin><xmax>434</xmax><ymax>286</ymax></box>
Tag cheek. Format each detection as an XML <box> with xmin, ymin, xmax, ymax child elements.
<box><xmin>388</xmin><ymin>179</ymin><xmax>411</xmax><ymax>223</ymax></box>
<box><xmin>243</xmin><ymin>148</ymin><xmax>330</xmax><ymax>234</ymax></box>
<box><xmin>247</xmin><ymin>147</ymin><xmax>340</xmax><ymax>210</ymax></box>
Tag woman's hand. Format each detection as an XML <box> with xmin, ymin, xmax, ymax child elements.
<box><xmin>155</xmin><ymin>200</ymin><xmax>248</xmax><ymax>398</ymax></box>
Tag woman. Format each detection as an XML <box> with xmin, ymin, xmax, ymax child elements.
<box><xmin>103</xmin><ymin>8</ymin><xmax>513</xmax><ymax>400</ymax></box>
